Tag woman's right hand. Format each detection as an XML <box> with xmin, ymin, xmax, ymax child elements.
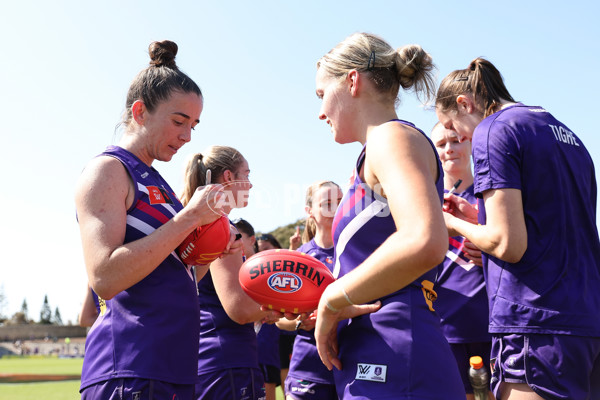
<box><xmin>185</xmin><ymin>184</ymin><xmax>226</xmax><ymax>226</ymax></box>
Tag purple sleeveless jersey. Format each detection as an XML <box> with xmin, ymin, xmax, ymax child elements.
<box><xmin>472</xmin><ymin>104</ymin><xmax>600</xmax><ymax>336</ymax></box>
<box><xmin>196</xmin><ymin>269</ymin><xmax>259</xmax><ymax>374</ymax></box>
<box><xmin>286</xmin><ymin>240</ymin><xmax>335</xmax><ymax>385</ymax></box>
<box><xmin>331</xmin><ymin>120</ymin><xmax>465</xmax><ymax>399</ymax></box>
<box><xmin>435</xmin><ymin>185</ymin><xmax>490</xmax><ymax>343</ymax></box>
<box><xmin>257</xmin><ymin>322</ymin><xmax>280</xmax><ymax>369</ymax></box>
<box><xmin>80</xmin><ymin>146</ymin><xmax>200</xmax><ymax>390</ymax></box>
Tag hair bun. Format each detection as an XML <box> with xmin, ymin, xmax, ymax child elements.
<box><xmin>395</xmin><ymin>44</ymin><xmax>436</xmax><ymax>103</ymax></box>
<box><xmin>149</xmin><ymin>40</ymin><xmax>178</xmax><ymax>68</ymax></box>
<box><xmin>396</xmin><ymin>45</ymin><xmax>433</xmax><ymax>88</ymax></box>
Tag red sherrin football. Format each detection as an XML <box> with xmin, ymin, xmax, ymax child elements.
<box><xmin>239</xmin><ymin>249</ymin><xmax>335</xmax><ymax>313</ymax></box>
<box><xmin>177</xmin><ymin>216</ymin><xmax>230</xmax><ymax>265</ymax></box>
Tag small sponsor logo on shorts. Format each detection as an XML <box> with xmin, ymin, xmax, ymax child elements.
<box><xmin>292</xmin><ymin>380</ymin><xmax>315</xmax><ymax>394</ymax></box>
<box><xmin>355</xmin><ymin>363</ymin><xmax>387</xmax><ymax>383</ymax></box>
<box><xmin>132</xmin><ymin>392</ymin><xmax>141</xmax><ymax>400</ymax></box>
<box><xmin>506</xmin><ymin>356</ymin><xmax>518</xmax><ymax>369</ymax></box>
<box><xmin>239</xmin><ymin>386</ymin><xmax>252</xmax><ymax>400</ymax></box>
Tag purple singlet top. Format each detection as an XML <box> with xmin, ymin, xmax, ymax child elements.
<box><xmin>196</xmin><ymin>269</ymin><xmax>259</xmax><ymax>374</ymax></box>
<box><xmin>472</xmin><ymin>104</ymin><xmax>600</xmax><ymax>336</ymax></box>
<box><xmin>435</xmin><ymin>185</ymin><xmax>490</xmax><ymax>343</ymax></box>
<box><xmin>80</xmin><ymin>146</ymin><xmax>200</xmax><ymax>390</ymax></box>
<box><xmin>330</xmin><ymin>120</ymin><xmax>465</xmax><ymax>399</ymax></box>
<box><xmin>287</xmin><ymin>240</ymin><xmax>335</xmax><ymax>384</ymax></box>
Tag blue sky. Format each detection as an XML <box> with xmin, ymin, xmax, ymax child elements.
<box><xmin>1</xmin><ymin>1</ymin><xmax>598</xmax><ymax>323</ymax></box>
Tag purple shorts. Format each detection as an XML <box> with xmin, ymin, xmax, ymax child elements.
<box><xmin>448</xmin><ymin>341</ymin><xmax>492</xmax><ymax>394</ymax></box>
<box><xmin>259</xmin><ymin>363</ymin><xmax>281</xmax><ymax>385</ymax></box>
<box><xmin>195</xmin><ymin>367</ymin><xmax>265</xmax><ymax>400</ymax></box>
<box><xmin>284</xmin><ymin>376</ymin><xmax>337</xmax><ymax>400</ymax></box>
<box><xmin>490</xmin><ymin>333</ymin><xmax>600</xmax><ymax>400</ymax></box>
<box><xmin>279</xmin><ymin>333</ymin><xmax>296</xmax><ymax>369</ymax></box>
<box><xmin>80</xmin><ymin>378</ymin><xmax>194</xmax><ymax>400</ymax></box>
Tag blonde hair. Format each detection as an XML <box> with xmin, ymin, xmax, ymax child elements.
<box><xmin>317</xmin><ymin>32</ymin><xmax>436</xmax><ymax>105</ymax></box>
<box><xmin>302</xmin><ymin>180</ymin><xmax>341</xmax><ymax>243</ymax></box>
<box><xmin>180</xmin><ymin>145</ymin><xmax>245</xmax><ymax>206</ymax></box>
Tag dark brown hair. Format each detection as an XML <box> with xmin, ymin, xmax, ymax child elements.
<box><xmin>436</xmin><ymin>58</ymin><xmax>515</xmax><ymax>118</ymax></box>
<box><xmin>234</xmin><ymin>218</ymin><xmax>258</xmax><ymax>254</ymax></box>
<box><xmin>123</xmin><ymin>40</ymin><xmax>202</xmax><ymax>127</ymax></box>
<box><xmin>257</xmin><ymin>234</ymin><xmax>282</xmax><ymax>250</ymax></box>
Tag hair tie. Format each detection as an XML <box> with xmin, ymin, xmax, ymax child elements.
<box><xmin>325</xmin><ymin>297</ymin><xmax>339</xmax><ymax>312</ymax></box>
<box><xmin>342</xmin><ymin>286</ymin><xmax>355</xmax><ymax>305</ymax></box>
<box><xmin>367</xmin><ymin>51</ymin><xmax>376</xmax><ymax>70</ymax></box>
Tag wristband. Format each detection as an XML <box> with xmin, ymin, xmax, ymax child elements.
<box><xmin>295</xmin><ymin>320</ymin><xmax>302</xmax><ymax>331</ymax></box>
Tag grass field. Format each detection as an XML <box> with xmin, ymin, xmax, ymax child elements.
<box><xmin>0</xmin><ymin>357</ymin><xmax>83</xmax><ymax>375</ymax></box>
<box><xmin>0</xmin><ymin>357</ymin><xmax>285</xmax><ymax>399</ymax></box>
<box><xmin>0</xmin><ymin>357</ymin><xmax>83</xmax><ymax>400</ymax></box>
<box><xmin>0</xmin><ymin>380</ymin><xmax>81</xmax><ymax>400</ymax></box>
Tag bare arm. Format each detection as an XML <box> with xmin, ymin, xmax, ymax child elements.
<box><xmin>209</xmin><ymin>251</ymin><xmax>269</xmax><ymax>325</ymax></box>
<box><xmin>444</xmin><ymin>188</ymin><xmax>527</xmax><ymax>263</ymax></box>
<box><xmin>75</xmin><ymin>156</ymin><xmax>223</xmax><ymax>299</ymax></box>
<box><xmin>325</xmin><ymin>123</ymin><xmax>447</xmax><ymax>307</ymax></box>
<box><xmin>78</xmin><ymin>286</ymin><xmax>98</xmax><ymax>327</ymax></box>
<box><xmin>315</xmin><ymin>123</ymin><xmax>448</xmax><ymax>370</ymax></box>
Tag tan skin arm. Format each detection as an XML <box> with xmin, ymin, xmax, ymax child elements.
<box><xmin>78</xmin><ymin>286</ymin><xmax>99</xmax><ymax>327</ymax></box>
<box><xmin>444</xmin><ymin>188</ymin><xmax>527</xmax><ymax>263</ymax></box>
<box><xmin>209</xmin><ymin>250</ymin><xmax>269</xmax><ymax>325</ymax></box>
<box><xmin>315</xmin><ymin>122</ymin><xmax>448</xmax><ymax>370</ymax></box>
<box><xmin>75</xmin><ymin>156</ymin><xmax>224</xmax><ymax>300</ymax></box>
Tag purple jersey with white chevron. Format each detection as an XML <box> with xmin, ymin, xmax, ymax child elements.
<box><xmin>80</xmin><ymin>146</ymin><xmax>200</xmax><ymax>390</ymax></box>
<box><xmin>331</xmin><ymin>120</ymin><xmax>465</xmax><ymax>399</ymax></box>
<box><xmin>472</xmin><ymin>104</ymin><xmax>600</xmax><ymax>336</ymax></box>
<box><xmin>197</xmin><ymin>269</ymin><xmax>259</xmax><ymax>374</ymax></box>
<box><xmin>435</xmin><ymin>184</ymin><xmax>490</xmax><ymax>343</ymax></box>
<box><xmin>287</xmin><ymin>240</ymin><xmax>335</xmax><ymax>385</ymax></box>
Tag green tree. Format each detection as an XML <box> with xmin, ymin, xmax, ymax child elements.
<box><xmin>263</xmin><ymin>218</ymin><xmax>305</xmax><ymax>249</ymax></box>
<box><xmin>20</xmin><ymin>298</ymin><xmax>29</xmax><ymax>320</ymax></box>
<box><xmin>53</xmin><ymin>307</ymin><xmax>63</xmax><ymax>325</ymax></box>
<box><xmin>39</xmin><ymin>295</ymin><xmax>52</xmax><ymax>324</ymax></box>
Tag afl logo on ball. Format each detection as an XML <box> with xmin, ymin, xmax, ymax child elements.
<box><xmin>268</xmin><ymin>272</ymin><xmax>302</xmax><ymax>293</ymax></box>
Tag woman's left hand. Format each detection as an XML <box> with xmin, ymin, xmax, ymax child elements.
<box><xmin>314</xmin><ymin>291</ymin><xmax>381</xmax><ymax>371</ymax></box>
<box><xmin>443</xmin><ymin>193</ymin><xmax>478</xmax><ymax>223</ymax></box>
<box><xmin>222</xmin><ymin>224</ymin><xmax>244</xmax><ymax>256</ymax></box>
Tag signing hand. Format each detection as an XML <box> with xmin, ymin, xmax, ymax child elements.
<box><xmin>443</xmin><ymin>193</ymin><xmax>478</xmax><ymax>224</ymax></box>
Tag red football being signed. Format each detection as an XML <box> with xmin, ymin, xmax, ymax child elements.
<box><xmin>177</xmin><ymin>216</ymin><xmax>230</xmax><ymax>265</ymax></box>
<box><xmin>239</xmin><ymin>249</ymin><xmax>335</xmax><ymax>313</ymax></box>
